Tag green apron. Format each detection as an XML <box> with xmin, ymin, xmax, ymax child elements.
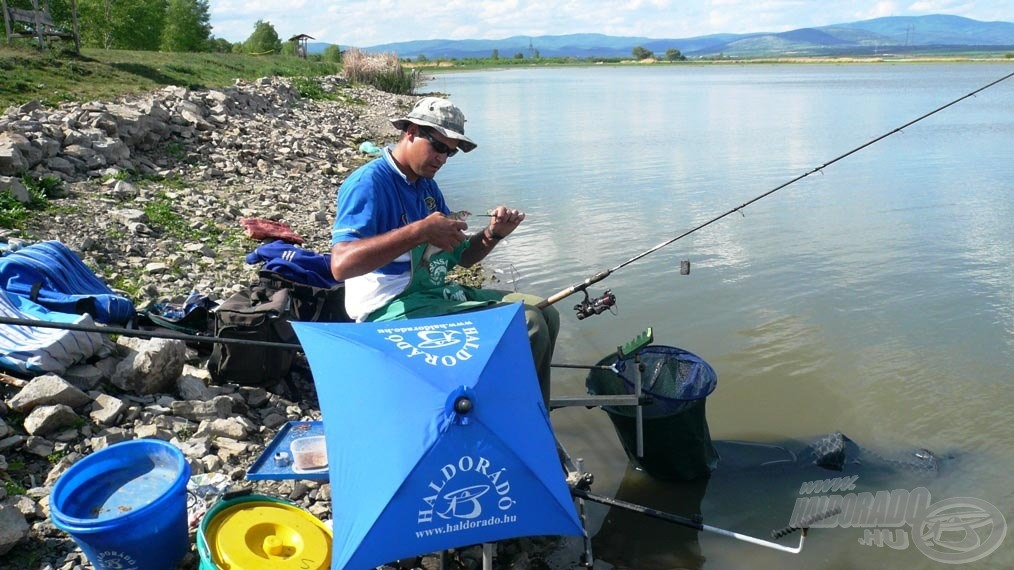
<box><xmin>365</xmin><ymin>240</ymin><xmax>502</xmax><ymax>322</ymax></box>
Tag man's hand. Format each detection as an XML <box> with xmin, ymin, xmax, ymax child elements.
<box><xmin>487</xmin><ymin>206</ymin><xmax>525</xmax><ymax>239</ymax></box>
<box><xmin>419</xmin><ymin>211</ymin><xmax>469</xmax><ymax>252</ymax></box>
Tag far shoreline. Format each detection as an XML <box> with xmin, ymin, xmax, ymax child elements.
<box><xmin>408</xmin><ymin>53</ymin><xmax>1014</xmax><ymax>74</ymax></box>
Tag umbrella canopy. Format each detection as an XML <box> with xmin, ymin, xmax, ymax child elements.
<box><xmin>292</xmin><ymin>303</ymin><xmax>582</xmax><ymax>570</ymax></box>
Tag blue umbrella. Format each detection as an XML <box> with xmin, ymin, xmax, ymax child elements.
<box><xmin>292</xmin><ymin>303</ymin><xmax>583</xmax><ymax>570</ymax></box>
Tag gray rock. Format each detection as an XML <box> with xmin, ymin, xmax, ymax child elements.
<box><xmin>196</xmin><ymin>417</ymin><xmax>248</xmax><ymax>440</ymax></box>
<box><xmin>23</xmin><ymin>435</ymin><xmax>55</xmax><ymax>458</ymax></box>
<box><xmin>62</xmin><ymin>363</ymin><xmax>105</xmax><ymax>391</ymax></box>
<box><xmin>8</xmin><ymin>373</ymin><xmax>92</xmax><ymax>413</ymax></box>
<box><xmin>0</xmin><ymin>435</ymin><xmax>27</xmax><ymax>452</ymax></box>
<box><xmin>23</xmin><ymin>404</ymin><xmax>79</xmax><ymax>436</ymax></box>
<box><xmin>88</xmin><ymin>429</ymin><xmax>129</xmax><ymax>451</ymax></box>
<box><xmin>111</xmin><ymin>337</ymin><xmax>186</xmax><ymax>395</ymax></box>
<box><xmin>0</xmin><ymin>175</ymin><xmax>30</xmax><ymax>203</ymax></box>
<box><xmin>0</xmin><ymin>132</ymin><xmax>27</xmax><ymax>175</ymax></box>
<box><xmin>178</xmin><ymin>374</ymin><xmax>213</xmax><ymax>401</ymax></box>
<box><xmin>90</xmin><ymin>393</ymin><xmax>127</xmax><ymax>426</ymax></box>
<box><xmin>134</xmin><ymin>424</ymin><xmax>172</xmax><ymax>440</ymax></box>
<box><xmin>0</xmin><ymin>504</ymin><xmax>30</xmax><ymax>556</ymax></box>
<box><xmin>5</xmin><ymin>494</ymin><xmax>44</xmax><ymax>520</ymax></box>
<box><xmin>171</xmin><ymin>396</ymin><xmax>233</xmax><ymax>421</ymax></box>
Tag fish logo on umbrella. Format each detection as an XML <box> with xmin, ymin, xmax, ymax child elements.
<box><xmin>438</xmin><ymin>484</ymin><xmax>490</xmax><ymax>519</ymax></box>
<box><xmin>381</xmin><ymin>321</ymin><xmax>481</xmax><ymax>367</ymax></box>
<box><xmin>417</xmin><ymin>330</ymin><xmax>462</xmax><ymax>349</ymax></box>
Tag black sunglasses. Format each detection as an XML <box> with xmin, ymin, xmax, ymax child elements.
<box><xmin>418</xmin><ymin>128</ymin><xmax>459</xmax><ymax>157</ymax></box>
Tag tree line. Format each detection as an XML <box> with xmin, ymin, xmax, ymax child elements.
<box><xmin>4</xmin><ymin>0</ymin><xmax>341</xmax><ymax>60</ymax></box>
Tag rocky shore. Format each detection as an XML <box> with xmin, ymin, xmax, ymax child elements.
<box><xmin>0</xmin><ymin>76</ymin><xmax>566</xmax><ymax>569</ymax></box>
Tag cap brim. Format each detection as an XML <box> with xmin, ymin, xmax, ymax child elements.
<box><xmin>391</xmin><ymin>117</ymin><xmax>477</xmax><ymax>153</ymax></box>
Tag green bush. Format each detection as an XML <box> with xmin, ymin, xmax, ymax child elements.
<box><xmin>291</xmin><ymin>76</ymin><xmax>333</xmax><ymax>100</ymax></box>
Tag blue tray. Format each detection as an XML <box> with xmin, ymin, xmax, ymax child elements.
<box><xmin>247</xmin><ymin>421</ymin><xmax>330</xmax><ymax>481</ymax></box>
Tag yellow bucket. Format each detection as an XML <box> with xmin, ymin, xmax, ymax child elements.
<box><xmin>197</xmin><ymin>494</ymin><xmax>332</xmax><ymax>570</ymax></box>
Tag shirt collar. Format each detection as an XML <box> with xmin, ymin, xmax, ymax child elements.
<box><xmin>382</xmin><ymin>146</ymin><xmax>413</xmax><ymax>185</ymax></box>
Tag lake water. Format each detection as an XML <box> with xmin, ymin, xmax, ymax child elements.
<box><xmin>423</xmin><ymin>64</ymin><xmax>1013</xmax><ymax>569</ymax></box>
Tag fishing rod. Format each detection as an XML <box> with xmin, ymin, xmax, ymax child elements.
<box><xmin>539</xmin><ymin>71</ymin><xmax>1014</xmax><ymax>316</ymax></box>
<box><xmin>0</xmin><ymin>315</ymin><xmax>299</xmax><ymax>350</ymax></box>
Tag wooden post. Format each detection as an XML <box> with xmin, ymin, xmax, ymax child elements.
<box><xmin>1</xmin><ymin>0</ymin><xmax>12</xmax><ymax>45</ymax></box>
<box><xmin>30</xmin><ymin>0</ymin><xmax>44</xmax><ymax>51</ymax></box>
<box><xmin>70</xmin><ymin>0</ymin><xmax>79</xmax><ymax>53</ymax></box>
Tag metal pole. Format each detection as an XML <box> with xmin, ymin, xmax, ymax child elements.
<box><xmin>571</xmin><ymin>488</ymin><xmax>812</xmax><ymax>554</ymax></box>
<box><xmin>482</xmin><ymin>543</ymin><xmax>493</xmax><ymax>570</ymax></box>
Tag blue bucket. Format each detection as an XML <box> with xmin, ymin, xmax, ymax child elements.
<box><xmin>50</xmin><ymin>439</ymin><xmax>192</xmax><ymax>570</ymax></box>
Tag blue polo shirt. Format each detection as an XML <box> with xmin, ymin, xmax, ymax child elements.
<box><xmin>331</xmin><ymin>148</ymin><xmax>451</xmax><ymax>319</ymax></box>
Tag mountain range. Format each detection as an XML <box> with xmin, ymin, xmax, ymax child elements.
<box><xmin>311</xmin><ymin>14</ymin><xmax>1014</xmax><ymax>59</ymax></box>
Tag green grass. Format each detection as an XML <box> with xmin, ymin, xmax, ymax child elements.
<box><xmin>143</xmin><ymin>191</ymin><xmax>195</xmax><ymax>238</ymax></box>
<box><xmin>0</xmin><ymin>45</ymin><xmax>342</xmax><ymax>110</ymax></box>
<box><xmin>0</xmin><ymin>175</ymin><xmax>58</xmax><ymax>228</ymax></box>
<box><xmin>2</xmin><ymin>478</ymin><xmax>27</xmax><ymax>496</ymax></box>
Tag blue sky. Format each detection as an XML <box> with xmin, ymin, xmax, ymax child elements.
<box><xmin>208</xmin><ymin>0</ymin><xmax>1013</xmax><ymax>47</ymax></box>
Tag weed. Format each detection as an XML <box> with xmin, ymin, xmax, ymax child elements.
<box><xmin>110</xmin><ymin>275</ymin><xmax>142</xmax><ymax>298</ymax></box>
<box><xmin>291</xmin><ymin>76</ymin><xmax>334</xmax><ymax>101</ymax></box>
<box><xmin>0</xmin><ymin>175</ymin><xmax>56</xmax><ymax>228</ymax></box>
<box><xmin>0</xmin><ymin>192</ymin><xmax>29</xmax><ymax>228</ymax></box>
<box><xmin>143</xmin><ymin>192</ymin><xmax>196</xmax><ymax>238</ymax></box>
<box><xmin>2</xmin><ymin>478</ymin><xmax>27</xmax><ymax>496</ymax></box>
<box><xmin>47</xmin><ymin>449</ymin><xmax>69</xmax><ymax>464</ymax></box>
<box><xmin>101</xmin><ymin>170</ymin><xmax>132</xmax><ymax>183</ymax></box>
<box><xmin>165</xmin><ymin>141</ymin><xmax>187</xmax><ymax>159</ymax></box>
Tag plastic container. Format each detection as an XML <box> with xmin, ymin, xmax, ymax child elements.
<box><xmin>49</xmin><ymin>438</ymin><xmax>191</xmax><ymax>570</ymax></box>
<box><xmin>290</xmin><ymin>435</ymin><xmax>327</xmax><ymax>472</ymax></box>
<box><xmin>197</xmin><ymin>493</ymin><xmax>332</xmax><ymax>570</ymax></box>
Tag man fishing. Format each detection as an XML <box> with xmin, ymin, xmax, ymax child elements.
<box><xmin>329</xmin><ymin>97</ymin><xmax>559</xmax><ymax>403</ymax></box>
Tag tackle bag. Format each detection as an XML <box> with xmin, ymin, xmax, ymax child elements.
<box><xmin>0</xmin><ymin>241</ymin><xmax>135</xmax><ymax>325</ymax></box>
<box><xmin>257</xmin><ymin>270</ymin><xmax>349</xmax><ymax>323</ymax></box>
<box><xmin>207</xmin><ymin>287</ymin><xmax>299</xmax><ymax>386</ymax></box>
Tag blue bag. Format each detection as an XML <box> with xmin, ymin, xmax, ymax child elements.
<box><xmin>0</xmin><ymin>241</ymin><xmax>135</xmax><ymax>325</ymax></box>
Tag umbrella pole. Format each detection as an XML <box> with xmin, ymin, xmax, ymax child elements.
<box><xmin>482</xmin><ymin>543</ymin><xmax>494</xmax><ymax>570</ymax></box>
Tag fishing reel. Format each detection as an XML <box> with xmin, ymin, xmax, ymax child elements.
<box><xmin>574</xmin><ymin>289</ymin><xmax>617</xmax><ymax>320</ymax></box>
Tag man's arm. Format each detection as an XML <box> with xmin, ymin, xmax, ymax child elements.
<box><xmin>459</xmin><ymin>227</ymin><xmax>499</xmax><ymax>267</ymax></box>
<box><xmin>459</xmin><ymin>206</ymin><xmax>525</xmax><ymax>267</ymax></box>
<box><xmin>331</xmin><ymin>212</ymin><xmax>468</xmax><ymax>280</ymax></box>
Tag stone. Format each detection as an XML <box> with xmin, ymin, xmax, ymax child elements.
<box><xmin>90</xmin><ymin>393</ymin><xmax>127</xmax><ymax>426</ymax></box>
<box><xmin>0</xmin><ymin>175</ymin><xmax>30</xmax><ymax>203</ymax></box>
<box><xmin>0</xmin><ymin>504</ymin><xmax>30</xmax><ymax>556</ymax></box>
<box><xmin>111</xmin><ymin>337</ymin><xmax>186</xmax><ymax>395</ymax></box>
<box><xmin>23</xmin><ymin>404</ymin><xmax>79</xmax><ymax>436</ymax></box>
<box><xmin>24</xmin><ymin>435</ymin><xmax>55</xmax><ymax>458</ymax></box>
<box><xmin>8</xmin><ymin>374</ymin><xmax>92</xmax><ymax>414</ymax></box>
<box><xmin>62</xmin><ymin>363</ymin><xmax>105</xmax><ymax>391</ymax></box>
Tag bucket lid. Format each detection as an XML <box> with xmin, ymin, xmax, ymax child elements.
<box><xmin>203</xmin><ymin>499</ymin><xmax>332</xmax><ymax>570</ymax></box>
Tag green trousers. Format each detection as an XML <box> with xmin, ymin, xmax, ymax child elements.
<box><xmin>490</xmin><ymin>291</ymin><xmax>560</xmax><ymax>405</ymax></box>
